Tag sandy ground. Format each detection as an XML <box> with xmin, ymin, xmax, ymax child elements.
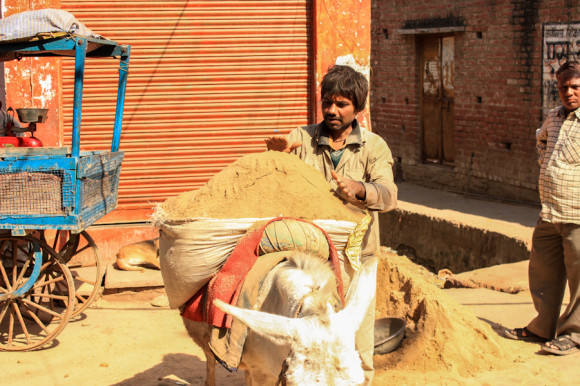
<box><xmin>0</xmin><ymin>288</ymin><xmax>245</xmax><ymax>386</ymax></box>
<box><xmin>2</xmin><ymin>247</ymin><xmax>580</xmax><ymax>386</ymax></box>
<box><xmin>373</xmin><ymin>252</ymin><xmax>579</xmax><ymax>386</ymax></box>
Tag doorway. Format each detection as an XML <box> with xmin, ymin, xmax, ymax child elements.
<box><xmin>420</xmin><ymin>35</ymin><xmax>455</xmax><ymax>165</ymax></box>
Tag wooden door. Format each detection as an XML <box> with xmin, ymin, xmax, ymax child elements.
<box><xmin>420</xmin><ymin>35</ymin><xmax>455</xmax><ymax>165</ymax></box>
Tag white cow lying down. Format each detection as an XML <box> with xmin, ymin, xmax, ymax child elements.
<box><xmin>182</xmin><ymin>252</ymin><xmax>377</xmax><ymax>386</ymax></box>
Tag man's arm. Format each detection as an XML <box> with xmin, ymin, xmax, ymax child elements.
<box><xmin>331</xmin><ymin>170</ymin><xmax>367</xmax><ymax>201</ymax></box>
<box><xmin>536</xmin><ymin>114</ymin><xmax>551</xmax><ymax>165</ymax></box>
<box><xmin>333</xmin><ymin>136</ymin><xmax>397</xmax><ymax>212</ymax></box>
<box><xmin>264</xmin><ymin>136</ymin><xmax>302</xmax><ymax>153</ymax></box>
<box><xmin>359</xmin><ymin>138</ymin><xmax>398</xmax><ymax>212</ymax></box>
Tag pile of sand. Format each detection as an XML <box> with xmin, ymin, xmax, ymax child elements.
<box><xmin>373</xmin><ymin>251</ymin><xmax>515</xmax><ymax>382</ymax></box>
<box><xmin>159</xmin><ymin>151</ymin><xmax>363</xmax><ymax>222</ymax></box>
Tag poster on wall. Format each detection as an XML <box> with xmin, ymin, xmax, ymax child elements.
<box><xmin>543</xmin><ymin>22</ymin><xmax>580</xmax><ymax>115</ymax></box>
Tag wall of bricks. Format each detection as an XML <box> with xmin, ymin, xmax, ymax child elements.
<box><xmin>371</xmin><ymin>0</ymin><xmax>580</xmax><ymax>204</ymax></box>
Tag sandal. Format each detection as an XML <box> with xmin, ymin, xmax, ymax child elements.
<box><xmin>541</xmin><ymin>335</ymin><xmax>580</xmax><ymax>356</ymax></box>
<box><xmin>504</xmin><ymin>327</ymin><xmax>548</xmax><ymax>342</ymax></box>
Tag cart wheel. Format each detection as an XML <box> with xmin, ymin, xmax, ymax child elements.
<box><xmin>0</xmin><ymin>236</ymin><xmax>75</xmax><ymax>351</ymax></box>
<box><xmin>39</xmin><ymin>230</ymin><xmax>104</xmax><ymax>317</ymax></box>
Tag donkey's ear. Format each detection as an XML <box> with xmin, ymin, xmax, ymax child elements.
<box><xmin>214</xmin><ymin>299</ymin><xmax>304</xmax><ymax>344</ymax></box>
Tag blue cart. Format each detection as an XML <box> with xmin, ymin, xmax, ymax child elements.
<box><xmin>0</xmin><ymin>35</ymin><xmax>130</xmax><ymax>351</ymax></box>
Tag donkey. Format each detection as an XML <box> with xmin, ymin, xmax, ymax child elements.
<box><xmin>182</xmin><ymin>252</ymin><xmax>377</xmax><ymax>385</ymax></box>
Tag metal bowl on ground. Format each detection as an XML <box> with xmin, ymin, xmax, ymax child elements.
<box><xmin>16</xmin><ymin>108</ymin><xmax>49</xmax><ymax>123</ymax></box>
<box><xmin>374</xmin><ymin>317</ymin><xmax>406</xmax><ymax>355</ymax></box>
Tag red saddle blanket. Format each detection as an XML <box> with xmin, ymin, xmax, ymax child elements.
<box><xmin>181</xmin><ymin>217</ymin><xmax>345</xmax><ymax>328</ymax></box>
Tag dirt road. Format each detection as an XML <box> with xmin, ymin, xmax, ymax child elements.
<box><xmin>2</xmin><ymin>254</ymin><xmax>580</xmax><ymax>385</ymax></box>
<box><xmin>0</xmin><ymin>289</ymin><xmax>245</xmax><ymax>386</ymax></box>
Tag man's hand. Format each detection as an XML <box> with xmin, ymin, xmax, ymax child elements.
<box><xmin>331</xmin><ymin>170</ymin><xmax>366</xmax><ymax>202</ymax></box>
<box><xmin>265</xmin><ymin>136</ymin><xmax>302</xmax><ymax>153</ymax></box>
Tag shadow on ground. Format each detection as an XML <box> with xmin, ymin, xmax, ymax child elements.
<box><xmin>112</xmin><ymin>353</ymin><xmax>245</xmax><ymax>386</ymax></box>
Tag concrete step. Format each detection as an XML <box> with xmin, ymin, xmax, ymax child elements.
<box><xmin>103</xmin><ymin>263</ymin><xmax>164</xmax><ymax>290</ymax></box>
<box><xmin>69</xmin><ymin>265</ymin><xmax>99</xmax><ymax>296</ymax></box>
<box><xmin>395</xmin><ymin>182</ymin><xmax>538</xmax><ymax>242</ymax></box>
<box><xmin>379</xmin><ymin>182</ymin><xmax>540</xmax><ymax>273</ymax></box>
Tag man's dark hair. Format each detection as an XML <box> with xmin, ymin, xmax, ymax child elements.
<box><xmin>320</xmin><ymin>65</ymin><xmax>369</xmax><ymax>112</ymax></box>
<box><xmin>556</xmin><ymin>61</ymin><xmax>580</xmax><ymax>78</ymax></box>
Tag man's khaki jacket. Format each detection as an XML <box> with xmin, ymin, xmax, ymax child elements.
<box><xmin>287</xmin><ymin>121</ymin><xmax>398</xmax><ymax>259</ymax></box>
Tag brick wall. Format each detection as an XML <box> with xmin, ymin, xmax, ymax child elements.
<box><xmin>371</xmin><ymin>0</ymin><xmax>580</xmax><ymax>204</ymax></box>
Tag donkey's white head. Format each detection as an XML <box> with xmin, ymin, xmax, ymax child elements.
<box><xmin>214</xmin><ymin>257</ymin><xmax>377</xmax><ymax>385</ymax></box>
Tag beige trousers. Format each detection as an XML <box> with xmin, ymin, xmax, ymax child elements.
<box><xmin>527</xmin><ymin>219</ymin><xmax>580</xmax><ymax>344</ymax></box>
<box><xmin>357</xmin><ymin>293</ymin><xmax>376</xmax><ymax>385</ymax></box>
<box><xmin>341</xmin><ymin>256</ymin><xmax>376</xmax><ymax>385</ymax></box>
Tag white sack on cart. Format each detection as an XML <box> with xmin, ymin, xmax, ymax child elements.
<box><xmin>0</xmin><ymin>9</ymin><xmax>102</xmax><ymax>43</ymax></box>
<box><xmin>156</xmin><ymin>215</ymin><xmax>357</xmax><ymax>309</ymax></box>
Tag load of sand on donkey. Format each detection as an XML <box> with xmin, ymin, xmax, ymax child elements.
<box><xmin>153</xmin><ymin>151</ymin><xmax>366</xmax><ymax>308</ymax></box>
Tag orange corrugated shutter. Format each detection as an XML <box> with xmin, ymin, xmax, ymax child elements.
<box><xmin>60</xmin><ymin>1</ymin><xmax>313</xmax><ymax>223</ymax></box>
